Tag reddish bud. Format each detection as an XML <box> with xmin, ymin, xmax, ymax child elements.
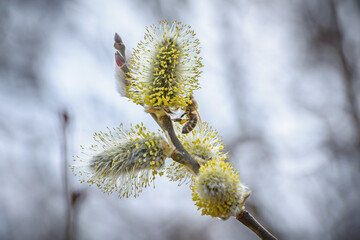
<box><xmin>115</xmin><ymin>52</ymin><xmax>125</xmax><ymax>67</ymax></box>
<box><xmin>114</xmin><ymin>32</ymin><xmax>123</xmax><ymax>44</ymax></box>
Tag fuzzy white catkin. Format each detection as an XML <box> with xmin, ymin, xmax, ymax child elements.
<box><xmin>72</xmin><ymin>124</ymin><xmax>171</xmax><ymax>198</ymax></box>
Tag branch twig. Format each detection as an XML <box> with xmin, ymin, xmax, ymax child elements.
<box><xmin>329</xmin><ymin>0</ymin><xmax>360</xmax><ymax>148</ymax></box>
<box><xmin>60</xmin><ymin>110</ymin><xmax>72</xmax><ymax>240</ymax></box>
<box><xmin>150</xmin><ymin>113</ymin><xmax>200</xmax><ymax>174</ymax></box>
<box><xmin>236</xmin><ymin>210</ymin><xmax>277</xmax><ymax>240</ymax></box>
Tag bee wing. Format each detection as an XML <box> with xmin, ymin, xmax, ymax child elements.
<box><xmin>197</xmin><ymin>110</ymin><xmax>203</xmax><ymax>131</ymax></box>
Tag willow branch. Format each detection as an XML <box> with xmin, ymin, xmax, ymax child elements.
<box><xmin>329</xmin><ymin>0</ymin><xmax>360</xmax><ymax>148</ymax></box>
<box><xmin>60</xmin><ymin>110</ymin><xmax>72</xmax><ymax>240</ymax></box>
<box><xmin>115</xmin><ymin>33</ymin><xmax>274</xmax><ymax>240</ymax></box>
<box><xmin>236</xmin><ymin>210</ymin><xmax>277</xmax><ymax>240</ymax></box>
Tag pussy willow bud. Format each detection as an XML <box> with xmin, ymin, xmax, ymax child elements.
<box><xmin>114</xmin><ymin>33</ymin><xmax>130</xmax><ymax>97</ymax></box>
<box><xmin>114</xmin><ymin>32</ymin><xmax>123</xmax><ymax>43</ymax></box>
<box><xmin>127</xmin><ymin>20</ymin><xmax>203</xmax><ymax>110</ymax></box>
<box><xmin>71</xmin><ymin>123</ymin><xmax>173</xmax><ymax>198</ymax></box>
<box><xmin>166</xmin><ymin>122</ymin><xmax>227</xmax><ymax>185</ymax></box>
<box><xmin>115</xmin><ymin>51</ymin><xmax>126</xmax><ymax>68</ymax></box>
<box><xmin>114</xmin><ymin>32</ymin><xmax>126</xmax><ymax>58</ymax></box>
<box><xmin>192</xmin><ymin>158</ymin><xmax>251</xmax><ymax>219</ymax></box>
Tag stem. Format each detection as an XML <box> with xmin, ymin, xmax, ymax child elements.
<box><xmin>60</xmin><ymin>110</ymin><xmax>72</xmax><ymax>240</ymax></box>
<box><xmin>236</xmin><ymin>210</ymin><xmax>277</xmax><ymax>240</ymax></box>
<box><xmin>171</xmin><ymin>150</ymin><xmax>199</xmax><ymax>174</ymax></box>
<box><xmin>150</xmin><ymin>113</ymin><xmax>200</xmax><ymax>174</ymax></box>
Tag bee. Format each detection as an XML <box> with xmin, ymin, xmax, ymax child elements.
<box><xmin>173</xmin><ymin>95</ymin><xmax>201</xmax><ymax>134</ymax></box>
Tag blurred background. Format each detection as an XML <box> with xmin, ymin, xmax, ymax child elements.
<box><xmin>1</xmin><ymin>0</ymin><xmax>360</xmax><ymax>239</ymax></box>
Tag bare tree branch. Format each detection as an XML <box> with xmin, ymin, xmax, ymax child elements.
<box><xmin>329</xmin><ymin>0</ymin><xmax>360</xmax><ymax>148</ymax></box>
<box><xmin>60</xmin><ymin>110</ymin><xmax>72</xmax><ymax>240</ymax></box>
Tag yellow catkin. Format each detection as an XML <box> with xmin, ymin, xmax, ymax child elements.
<box><xmin>191</xmin><ymin>158</ymin><xmax>250</xmax><ymax>218</ymax></box>
<box><xmin>127</xmin><ymin>20</ymin><xmax>203</xmax><ymax>110</ymax></box>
